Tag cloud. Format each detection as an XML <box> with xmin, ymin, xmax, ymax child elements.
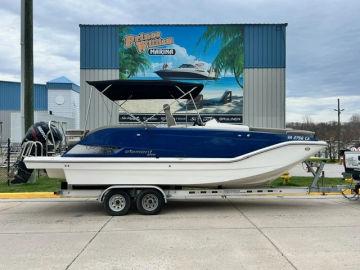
<box><xmin>0</xmin><ymin>0</ymin><xmax>359</xmax><ymax>122</ymax></box>
<box><xmin>0</xmin><ymin>9</ymin><xmax>21</xmax><ymax>81</ymax></box>
<box><xmin>0</xmin><ymin>2</ymin><xmax>80</xmax><ymax>84</ymax></box>
<box><xmin>286</xmin><ymin>96</ymin><xmax>360</xmax><ymax>123</ymax></box>
<box><xmin>155</xmin><ymin>44</ymin><xmax>210</xmax><ymax>68</ymax></box>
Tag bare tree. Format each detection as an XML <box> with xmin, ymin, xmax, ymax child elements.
<box><xmin>349</xmin><ymin>113</ymin><xmax>360</xmax><ymax>123</ymax></box>
<box><xmin>286</xmin><ymin>113</ymin><xmax>360</xmax><ymax>160</ymax></box>
<box><xmin>302</xmin><ymin>115</ymin><xmax>313</xmax><ymax>125</ymax></box>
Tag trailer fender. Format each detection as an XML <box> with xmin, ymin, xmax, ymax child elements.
<box><xmin>99</xmin><ymin>185</ymin><xmax>167</xmax><ymax>204</ymax></box>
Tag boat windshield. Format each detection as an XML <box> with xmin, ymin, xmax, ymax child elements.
<box><xmin>179</xmin><ymin>64</ymin><xmax>195</xmax><ymax>68</ymax></box>
<box><xmin>65</xmin><ymin>144</ymin><xmax>118</xmax><ymax>156</ymax></box>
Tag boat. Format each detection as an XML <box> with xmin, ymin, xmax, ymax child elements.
<box><xmin>24</xmin><ymin>80</ymin><xmax>327</xmax><ymax>188</ymax></box>
<box><xmin>155</xmin><ymin>62</ymin><xmax>218</xmax><ymax>80</ymax></box>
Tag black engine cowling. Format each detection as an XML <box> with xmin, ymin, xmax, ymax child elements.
<box><xmin>11</xmin><ymin>122</ymin><xmax>63</xmax><ymax>184</ymax></box>
<box><xmin>22</xmin><ymin>122</ymin><xmax>63</xmax><ymax>155</ymax></box>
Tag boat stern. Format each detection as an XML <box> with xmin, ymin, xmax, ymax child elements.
<box><xmin>24</xmin><ymin>156</ymin><xmax>66</xmax><ymax>179</ymax></box>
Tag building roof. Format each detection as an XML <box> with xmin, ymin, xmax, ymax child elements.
<box><xmin>79</xmin><ymin>23</ymin><xmax>288</xmax><ymax>26</ymax></box>
<box><xmin>46</xmin><ymin>76</ymin><xmax>80</xmax><ymax>93</ymax></box>
<box><xmin>48</xmin><ymin>76</ymin><xmax>74</xmax><ymax>84</ymax></box>
<box><xmin>0</xmin><ymin>76</ymin><xmax>80</xmax><ymax>111</ymax></box>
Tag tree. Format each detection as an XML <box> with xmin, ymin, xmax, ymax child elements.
<box><xmin>287</xmin><ymin>116</ymin><xmax>360</xmax><ymax>159</ymax></box>
<box><xmin>198</xmin><ymin>25</ymin><xmax>244</xmax><ymax>87</ymax></box>
<box><xmin>118</xmin><ymin>27</ymin><xmax>151</xmax><ymax>79</ymax></box>
<box><xmin>302</xmin><ymin>115</ymin><xmax>314</xmax><ymax>126</ymax></box>
<box><xmin>119</xmin><ymin>46</ymin><xmax>151</xmax><ymax>79</ymax></box>
<box><xmin>350</xmin><ymin>113</ymin><xmax>360</xmax><ymax>123</ymax></box>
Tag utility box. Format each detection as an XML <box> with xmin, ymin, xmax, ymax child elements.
<box><xmin>344</xmin><ymin>150</ymin><xmax>360</xmax><ymax>179</ymax></box>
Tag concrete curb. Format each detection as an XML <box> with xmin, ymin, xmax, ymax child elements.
<box><xmin>0</xmin><ymin>192</ymin><xmax>60</xmax><ymax>199</ymax></box>
<box><xmin>309</xmin><ymin>192</ymin><xmax>343</xmax><ymax>195</ymax></box>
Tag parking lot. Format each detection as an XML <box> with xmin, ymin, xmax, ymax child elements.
<box><xmin>0</xmin><ymin>196</ymin><xmax>360</xmax><ymax>270</ymax></box>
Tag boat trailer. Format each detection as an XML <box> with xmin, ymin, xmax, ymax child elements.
<box><xmin>55</xmin><ymin>160</ymin><xmax>356</xmax><ymax>216</ymax></box>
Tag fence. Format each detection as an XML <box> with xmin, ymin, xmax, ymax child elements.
<box><xmin>0</xmin><ymin>139</ymin><xmax>22</xmax><ymax>184</ymax></box>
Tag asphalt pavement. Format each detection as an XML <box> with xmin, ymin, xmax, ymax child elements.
<box><xmin>0</xmin><ymin>196</ymin><xmax>359</xmax><ymax>270</ymax></box>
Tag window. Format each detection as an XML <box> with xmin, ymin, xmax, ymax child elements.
<box><xmin>179</xmin><ymin>64</ymin><xmax>195</xmax><ymax>68</ymax></box>
<box><xmin>66</xmin><ymin>144</ymin><xmax>118</xmax><ymax>155</ymax></box>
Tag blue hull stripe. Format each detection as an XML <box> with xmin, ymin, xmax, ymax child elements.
<box><xmin>64</xmin><ymin>127</ymin><xmax>315</xmax><ymax>158</ymax></box>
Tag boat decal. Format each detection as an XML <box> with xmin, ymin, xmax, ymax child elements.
<box><xmin>287</xmin><ymin>135</ymin><xmax>311</xmax><ymax>141</ymax></box>
<box><xmin>123</xmin><ymin>149</ymin><xmax>156</xmax><ymax>157</ymax></box>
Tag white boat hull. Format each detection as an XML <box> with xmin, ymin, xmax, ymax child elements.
<box><xmin>24</xmin><ymin>141</ymin><xmax>327</xmax><ymax>188</ymax></box>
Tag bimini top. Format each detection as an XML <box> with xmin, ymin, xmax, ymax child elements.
<box><xmin>86</xmin><ymin>79</ymin><xmax>204</xmax><ymax>100</ymax></box>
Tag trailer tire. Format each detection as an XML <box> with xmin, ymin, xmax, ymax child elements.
<box><xmin>103</xmin><ymin>190</ymin><xmax>131</xmax><ymax>216</ymax></box>
<box><xmin>136</xmin><ymin>189</ymin><xmax>164</xmax><ymax>215</ymax></box>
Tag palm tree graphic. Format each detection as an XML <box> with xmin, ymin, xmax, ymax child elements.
<box><xmin>198</xmin><ymin>25</ymin><xmax>244</xmax><ymax>87</ymax></box>
<box><xmin>119</xmin><ymin>27</ymin><xmax>151</xmax><ymax>79</ymax></box>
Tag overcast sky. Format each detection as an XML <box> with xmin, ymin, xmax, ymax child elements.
<box><xmin>0</xmin><ymin>0</ymin><xmax>359</xmax><ymax>122</ymax></box>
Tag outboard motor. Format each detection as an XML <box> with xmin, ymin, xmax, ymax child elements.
<box><xmin>10</xmin><ymin>122</ymin><xmax>63</xmax><ymax>184</ymax></box>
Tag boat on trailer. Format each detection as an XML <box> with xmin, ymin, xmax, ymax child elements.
<box><xmin>24</xmin><ymin>79</ymin><xmax>327</xmax><ymax>215</ymax></box>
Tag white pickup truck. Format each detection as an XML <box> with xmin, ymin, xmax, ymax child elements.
<box><xmin>344</xmin><ymin>150</ymin><xmax>360</xmax><ymax>180</ymax></box>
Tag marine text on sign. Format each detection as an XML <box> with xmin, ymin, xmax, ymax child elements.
<box><xmin>124</xmin><ymin>32</ymin><xmax>174</xmax><ymax>53</ymax></box>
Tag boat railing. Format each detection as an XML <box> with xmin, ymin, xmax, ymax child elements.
<box><xmin>20</xmin><ymin>141</ymin><xmax>43</xmax><ymax>158</ymax></box>
<box><xmin>250</xmin><ymin>127</ymin><xmax>315</xmax><ymax>136</ymax></box>
<box><xmin>45</xmin><ymin>120</ymin><xmax>67</xmax><ymax>155</ymax></box>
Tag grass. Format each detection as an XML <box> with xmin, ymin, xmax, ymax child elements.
<box><xmin>0</xmin><ymin>176</ymin><xmax>62</xmax><ymax>193</ymax></box>
<box><xmin>270</xmin><ymin>176</ymin><xmax>345</xmax><ymax>188</ymax></box>
<box><xmin>0</xmin><ymin>175</ymin><xmax>346</xmax><ymax>193</ymax></box>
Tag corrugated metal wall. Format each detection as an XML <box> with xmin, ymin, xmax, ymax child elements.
<box><xmin>244</xmin><ymin>25</ymin><xmax>286</xmax><ymax>68</ymax></box>
<box><xmin>0</xmin><ymin>81</ymin><xmax>48</xmax><ymax>111</ymax></box>
<box><xmin>243</xmin><ymin>24</ymin><xmax>286</xmax><ymax>128</ymax></box>
<box><xmin>0</xmin><ymin>81</ymin><xmax>47</xmax><ymax>141</ymax></box>
<box><xmin>0</xmin><ymin>110</ymin><xmax>12</xmax><ymax>142</ymax></box>
<box><xmin>243</xmin><ymin>68</ymin><xmax>285</xmax><ymax>128</ymax></box>
<box><xmin>79</xmin><ymin>24</ymin><xmax>287</xmax><ymax>129</ymax></box>
<box><xmin>80</xmin><ymin>69</ymin><xmax>118</xmax><ymax>129</ymax></box>
<box><xmin>0</xmin><ymin>81</ymin><xmax>21</xmax><ymax>110</ymax></box>
<box><xmin>80</xmin><ymin>25</ymin><xmax>119</xmax><ymax>69</ymax></box>
<box><xmin>35</xmin><ymin>84</ymin><xmax>48</xmax><ymax>111</ymax></box>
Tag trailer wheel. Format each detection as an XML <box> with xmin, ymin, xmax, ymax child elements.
<box><xmin>136</xmin><ymin>189</ymin><xmax>164</xmax><ymax>215</ymax></box>
<box><xmin>103</xmin><ymin>190</ymin><xmax>131</xmax><ymax>216</ymax></box>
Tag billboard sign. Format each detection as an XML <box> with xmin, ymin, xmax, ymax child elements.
<box><xmin>118</xmin><ymin>25</ymin><xmax>244</xmax><ymax>124</ymax></box>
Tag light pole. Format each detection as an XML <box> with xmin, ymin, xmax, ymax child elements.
<box><xmin>21</xmin><ymin>0</ymin><xmax>34</xmax><ymax>135</ymax></box>
<box><xmin>334</xmin><ymin>98</ymin><xmax>344</xmax><ymax>159</ymax></box>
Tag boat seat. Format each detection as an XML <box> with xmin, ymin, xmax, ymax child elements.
<box><xmin>163</xmin><ymin>104</ymin><xmax>177</xmax><ymax>127</ymax></box>
<box><xmin>186</xmin><ymin>94</ymin><xmax>204</xmax><ymax>109</ymax></box>
<box><xmin>204</xmin><ymin>119</ymin><xmax>249</xmax><ymax>131</ymax></box>
<box><xmin>219</xmin><ymin>90</ymin><xmax>232</xmax><ymax>104</ymax></box>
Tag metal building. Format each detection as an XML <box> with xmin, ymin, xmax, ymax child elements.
<box><xmin>80</xmin><ymin>24</ymin><xmax>286</xmax><ymax>130</ymax></box>
<box><xmin>0</xmin><ymin>81</ymin><xmax>47</xmax><ymax>142</ymax></box>
<box><xmin>47</xmin><ymin>77</ymin><xmax>80</xmax><ymax>130</ymax></box>
<box><xmin>0</xmin><ymin>77</ymin><xmax>80</xmax><ymax>142</ymax></box>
